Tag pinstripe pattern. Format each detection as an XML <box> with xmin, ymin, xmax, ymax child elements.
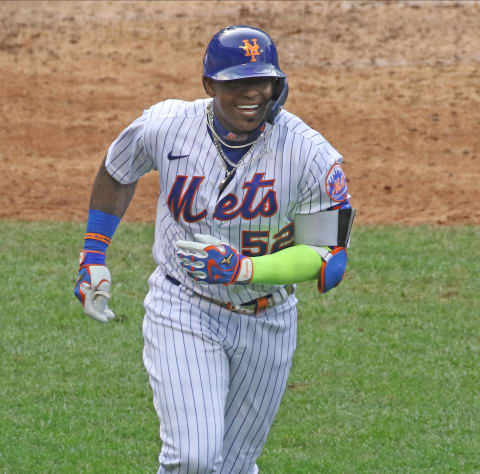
<box><xmin>143</xmin><ymin>269</ymin><xmax>297</xmax><ymax>473</ymax></box>
<box><xmin>105</xmin><ymin>98</ymin><xmax>345</xmax><ymax>472</ymax></box>
<box><xmin>105</xmin><ymin>98</ymin><xmax>343</xmax><ymax>306</ymax></box>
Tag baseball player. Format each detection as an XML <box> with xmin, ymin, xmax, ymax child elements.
<box><xmin>74</xmin><ymin>25</ymin><xmax>355</xmax><ymax>473</ymax></box>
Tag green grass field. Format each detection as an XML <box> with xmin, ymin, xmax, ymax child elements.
<box><xmin>1</xmin><ymin>222</ymin><xmax>479</xmax><ymax>473</ymax></box>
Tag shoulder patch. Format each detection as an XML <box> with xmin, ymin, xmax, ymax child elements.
<box><xmin>326</xmin><ymin>164</ymin><xmax>348</xmax><ymax>202</ymax></box>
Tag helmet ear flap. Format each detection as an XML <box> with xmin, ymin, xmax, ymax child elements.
<box><xmin>266</xmin><ymin>77</ymin><xmax>289</xmax><ymax>124</ymax></box>
<box><xmin>273</xmin><ymin>77</ymin><xmax>284</xmax><ymax>99</ymax></box>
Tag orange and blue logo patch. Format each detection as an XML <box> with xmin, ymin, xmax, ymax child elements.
<box><xmin>241</xmin><ymin>38</ymin><xmax>261</xmax><ymax>62</ymax></box>
<box><xmin>326</xmin><ymin>164</ymin><xmax>348</xmax><ymax>202</ymax></box>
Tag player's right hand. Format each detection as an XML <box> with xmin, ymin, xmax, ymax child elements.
<box><xmin>74</xmin><ymin>256</ymin><xmax>115</xmax><ymax>323</ymax></box>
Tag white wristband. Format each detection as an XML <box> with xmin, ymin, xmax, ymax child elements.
<box><xmin>236</xmin><ymin>257</ymin><xmax>253</xmax><ymax>283</ymax></box>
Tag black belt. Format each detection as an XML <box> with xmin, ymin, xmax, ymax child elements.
<box><xmin>165</xmin><ymin>274</ymin><xmax>293</xmax><ymax>315</ymax></box>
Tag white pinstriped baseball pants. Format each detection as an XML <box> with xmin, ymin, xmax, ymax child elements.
<box><xmin>143</xmin><ymin>269</ymin><xmax>298</xmax><ymax>474</ymax></box>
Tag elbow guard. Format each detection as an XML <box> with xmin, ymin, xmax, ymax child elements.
<box><xmin>315</xmin><ymin>247</ymin><xmax>347</xmax><ymax>293</ymax></box>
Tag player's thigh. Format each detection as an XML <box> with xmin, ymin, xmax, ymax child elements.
<box><xmin>143</xmin><ymin>304</ymin><xmax>230</xmax><ymax>472</ymax></box>
<box><xmin>220</xmin><ymin>301</ymin><xmax>298</xmax><ymax>473</ymax></box>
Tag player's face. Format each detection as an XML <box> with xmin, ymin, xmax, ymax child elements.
<box><xmin>203</xmin><ymin>77</ymin><xmax>274</xmax><ymax>133</ymax></box>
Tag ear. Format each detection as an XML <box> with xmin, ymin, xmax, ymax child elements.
<box><xmin>202</xmin><ymin>77</ymin><xmax>216</xmax><ymax>97</ymax></box>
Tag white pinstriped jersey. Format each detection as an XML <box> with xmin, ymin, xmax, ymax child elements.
<box><xmin>105</xmin><ymin>98</ymin><xmax>345</xmax><ymax>305</ymax></box>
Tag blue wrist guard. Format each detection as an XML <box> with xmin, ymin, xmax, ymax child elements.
<box><xmin>318</xmin><ymin>247</ymin><xmax>347</xmax><ymax>293</ymax></box>
<box><xmin>82</xmin><ymin>209</ymin><xmax>120</xmax><ymax>265</ymax></box>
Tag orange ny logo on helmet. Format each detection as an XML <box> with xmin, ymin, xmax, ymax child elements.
<box><xmin>241</xmin><ymin>38</ymin><xmax>260</xmax><ymax>62</ymax></box>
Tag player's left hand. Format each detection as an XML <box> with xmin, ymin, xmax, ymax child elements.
<box><xmin>74</xmin><ymin>260</ymin><xmax>115</xmax><ymax>323</ymax></box>
<box><xmin>176</xmin><ymin>234</ymin><xmax>253</xmax><ymax>285</ymax></box>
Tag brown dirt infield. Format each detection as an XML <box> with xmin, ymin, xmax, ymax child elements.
<box><xmin>1</xmin><ymin>1</ymin><xmax>479</xmax><ymax>226</ymax></box>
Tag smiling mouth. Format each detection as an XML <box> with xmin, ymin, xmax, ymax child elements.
<box><xmin>236</xmin><ymin>104</ymin><xmax>262</xmax><ymax>117</ymax></box>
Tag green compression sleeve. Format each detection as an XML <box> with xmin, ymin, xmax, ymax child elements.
<box><xmin>251</xmin><ymin>244</ymin><xmax>323</xmax><ymax>285</ymax></box>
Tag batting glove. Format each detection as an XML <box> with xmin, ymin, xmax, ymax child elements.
<box><xmin>74</xmin><ymin>252</ymin><xmax>115</xmax><ymax>323</ymax></box>
<box><xmin>175</xmin><ymin>234</ymin><xmax>253</xmax><ymax>285</ymax></box>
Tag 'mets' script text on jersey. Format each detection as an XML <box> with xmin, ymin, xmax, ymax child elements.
<box><xmin>106</xmin><ymin>98</ymin><xmax>345</xmax><ymax>307</ymax></box>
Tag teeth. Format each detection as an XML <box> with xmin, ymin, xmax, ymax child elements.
<box><xmin>237</xmin><ymin>105</ymin><xmax>259</xmax><ymax>109</ymax></box>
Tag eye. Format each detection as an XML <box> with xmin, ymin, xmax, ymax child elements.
<box><xmin>226</xmin><ymin>78</ymin><xmax>273</xmax><ymax>89</ymax></box>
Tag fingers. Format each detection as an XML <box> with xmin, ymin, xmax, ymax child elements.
<box><xmin>75</xmin><ymin>265</ymin><xmax>115</xmax><ymax>323</ymax></box>
<box><xmin>177</xmin><ymin>257</ymin><xmax>205</xmax><ymax>269</ymax></box>
<box><xmin>175</xmin><ymin>235</ymin><xmax>240</xmax><ymax>285</ymax></box>
<box><xmin>82</xmin><ymin>281</ymin><xmax>115</xmax><ymax>324</ymax></box>
<box><xmin>103</xmin><ymin>306</ymin><xmax>115</xmax><ymax>321</ymax></box>
<box><xmin>193</xmin><ymin>234</ymin><xmax>223</xmax><ymax>245</ymax></box>
<box><xmin>93</xmin><ymin>291</ymin><xmax>115</xmax><ymax>321</ymax></box>
<box><xmin>186</xmin><ymin>269</ymin><xmax>207</xmax><ymax>280</ymax></box>
<box><xmin>175</xmin><ymin>240</ymin><xmax>212</xmax><ymax>271</ymax></box>
<box><xmin>83</xmin><ymin>287</ymin><xmax>111</xmax><ymax>323</ymax></box>
<box><xmin>175</xmin><ymin>240</ymin><xmax>209</xmax><ymax>257</ymax></box>
<box><xmin>175</xmin><ymin>234</ymin><xmax>224</xmax><ymax>252</ymax></box>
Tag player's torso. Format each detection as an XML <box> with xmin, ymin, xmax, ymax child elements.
<box><xmin>143</xmin><ymin>99</ymin><xmax>321</xmax><ymax>303</ymax></box>
<box><xmin>148</xmin><ymin>99</ymin><xmax>304</xmax><ymax>256</ymax></box>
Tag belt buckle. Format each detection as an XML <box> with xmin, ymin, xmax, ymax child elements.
<box><xmin>228</xmin><ymin>294</ymin><xmax>274</xmax><ymax>315</ymax></box>
<box><xmin>241</xmin><ymin>296</ymin><xmax>270</xmax><ymax>315</ymax></box>
<box><xmin>254</xmin><ymin>296</ymin><xmax>269</xmax><ymax>313</ymax></box>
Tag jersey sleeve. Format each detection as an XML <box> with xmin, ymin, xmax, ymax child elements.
<box><xmin>105</xmin><ymin>108</ymin><xmax>156</xmax><ymax>184</ymax></box>
<box><xmin>297</xmin><ymin>141</ymin><xmax>350</xmax><ymax>215</ymax></box>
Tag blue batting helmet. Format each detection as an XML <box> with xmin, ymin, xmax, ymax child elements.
<box><xmin>203</xmin><ymin>25</ymin><xmax>288</xmax><ymax>123</ymax></box>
